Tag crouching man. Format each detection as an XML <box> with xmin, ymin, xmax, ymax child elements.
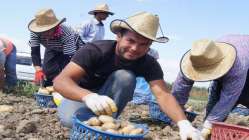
<box><xmin>54</xmin><ymin>11</ymin><xmax>203</xmax><ymax>140</ymax></box>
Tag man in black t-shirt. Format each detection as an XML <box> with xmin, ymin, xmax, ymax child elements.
<box><xmin>54</xmin><ymin>12</ymin><xmax>203</xmax><ymax>139</ymax></box>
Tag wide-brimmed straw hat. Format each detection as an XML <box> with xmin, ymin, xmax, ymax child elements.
<box><xmin>180</xmin><ymin>39</ymin><xmax>236</xmax><ymax>81</ymax></box>
<box><xmin>88</xmin><ymin>3</ymin><xmax>114</xmax><ymax>15</ymax></box>
<box><xmin>110</xmin><ymin>11</ymin><xmax>169</xmax><ymax>43</ymax></box>
<box><xmin>28</xmin><ymin>8</ymin><xmax>66</xmax><ymax>33</ymax></box>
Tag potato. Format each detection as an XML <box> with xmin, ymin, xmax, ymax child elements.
<box><xmin>46</xmin><ymin>86</ymin><xmax>54</xmax><ymax>93</ymax></box>
<box><xmin>83</xmin><ymin>115</ymin><xmax>145</xmax><ymax>137</ymax></box>
<box><xmin>129</xmin><ymin>128</ymin><xmax>143</xmax><ymax>135</ymax></box>
<box><xmin>98</xmin><ymin>115</ymin><xmax>114</xmax><ymax>123</ymax></box>
<box><xmin>87</xmin><ymin>117</ymin><xmax>102</xmax><ymax>126</ymax></box>
<box><xmin>101</xmin><ymin>122</ymin><xmax>117</xmax><ymax>130</ymax></box>
<box><xmin>110</xmin><ymin>104</ymin><xmax>118</xmax><ymax>113</ymax></box>
<box><xmin>120</xmin><ymin>121</ymin><xmax>130</xmax><ymax>128</ymax></box>
<box><xmin>38</xmin><ymin>88</ymin><xmax>50</xmax><ymax>94</ymax></box>
<box><xmin>0</xmin><ymin>105</ymin><xmax>14</xmax><ymax>112</ymax></box>
<box><xmin>115</xmin><ymin>122</ymin><xmax>121</xmax><ymax>129</ymax></box>
<box><xmin>119</xmin><ymin>124</ymin><xmax>135</xmax><ymax>134</ymax></box>
<box><xmin>186</xmin><ymin>106</ymin><xmax>193</xmax><ymax>112</ymax></box>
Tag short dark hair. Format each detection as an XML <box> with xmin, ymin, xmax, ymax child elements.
<box><xmin>119</xmin><ymin>28</ymin><xmax>129</xmax><ymax>36</ymax></box>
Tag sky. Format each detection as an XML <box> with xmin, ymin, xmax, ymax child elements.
<box><xmin>1</xmin><ymin>0</ymin><xmax>249</xmax><ymax>87</ymax></box>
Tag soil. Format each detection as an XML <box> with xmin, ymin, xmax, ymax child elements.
<box><xmin>0</xmin><ymin>92</ymin><xmax>248</xmax><ymax>140</ymax></box>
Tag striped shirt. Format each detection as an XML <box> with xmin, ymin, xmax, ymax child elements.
<box><xmin>29</xmin><ymin>24</ymin><xmax>84</xmax><ymax>55</ymax></box>
<box><xmin>172</xmin><ymin>34</ymin><xmax>249</xmax><ymax>122</ymax></box>
<box><xmin>76</xmin><ymin>18</ymin><xmax>105</xmax><ymax>43</ymax></box>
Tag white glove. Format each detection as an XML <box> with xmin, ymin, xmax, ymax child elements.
<box><xmin>201</xmin><ymin>120</ymin><xmax>212</xmax><ymax>140</ymax></box>
<box><xmin>82</xmin><ymin>93</ymin><xmax>117</xmax><ymax>116</ymax></box>
<box><xmin>177</xmin><ymin>120</ymin><xmax>204</xmax><ymax>140</ymax></box>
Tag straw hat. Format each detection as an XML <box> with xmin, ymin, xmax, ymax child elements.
<box><xmin>180</xmin><ymin>39</ymin><xmax>236</xmax><ymax>81</ymax></box>
<box><xmin>110</xmin><ymin>11</ymin><xmax>168</xmax><ymax>43</ymax></box>
<box><xmin>28</xmin><ymin>8</ymin><xmax>66</xmax><ymax>33</ymax></box>
<box><xmin>88</xmin><ymin>3</ymin><xmax>114</xmax><ymax>15</ymax></box>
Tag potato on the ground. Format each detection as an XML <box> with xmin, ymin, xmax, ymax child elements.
<box><xmin>0</xmin><ymin>105</ymin><xmax>14</xmax><ymax>112</ymax></box>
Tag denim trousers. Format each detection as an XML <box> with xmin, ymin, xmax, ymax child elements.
<box><xmin>58</xmin><ymin>70</ymin><xmax>136</xmax><ymax>128</ymax></box>
<box><xmin>4</xmin><ymin>46</ymin><xmax>17</xmax><ymax>88</ymax></box>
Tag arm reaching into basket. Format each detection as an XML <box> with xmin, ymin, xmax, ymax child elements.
<box><xmin>150</xmin><ymin>79</ymin><xmax>203</xmax><ymax>140</ymax></box>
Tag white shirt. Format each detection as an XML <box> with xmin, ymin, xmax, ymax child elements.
<box><xmin>76</xmin><ymin>18</ymin><xmax>105</xmax><ymax>43</ymax></box>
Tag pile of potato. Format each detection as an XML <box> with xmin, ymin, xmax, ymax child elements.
<box><xmin>83</xmin><ymin>115</ymin><xmax>144</xmax><ymax>135</ymax></box>
<box><xmin>38</xmin><ymin>86</ymin><xmax>54</xmax><ymax>95</ymax></box>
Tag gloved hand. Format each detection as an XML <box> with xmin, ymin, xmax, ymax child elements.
<box><xmin>177</xmin><ymin>120</ymin><xmax>204</xmax><ymax>140</ymax></box>
<box><xmin>82</xmin><ymin>93</ymin><xmax>118</xmax><ymax>116</ymax></box>
<box><xmin>34</xmin><ymin>69</ymin><xmax>45</xmax><ymax>85</ymax></box>
<box><xmin>201</xmin><ymin>120</ymin><xmax>212</xmax><ymax>140</ymax></box>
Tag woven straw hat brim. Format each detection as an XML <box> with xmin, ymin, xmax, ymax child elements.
<box><xmin>180</xmin><ymin>42</ymin><xmax>236</xmax><ymax>81</ymax></box>
<box><xmin>110</xmin><ymin>19</ymin><xmax>167</xmax><ymax>43</ymax></box>
<box><xmin>28</xmin><ymin>18</ymin><xmax>66</xmax><ymax>33</ymax></box>
<box><xmin>88</xmin><ymin>10</ymin><xmax>114</xmax><ymax>15</ymax></box>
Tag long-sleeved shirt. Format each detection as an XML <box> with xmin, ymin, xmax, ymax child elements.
<box><xmin>76</xmin><ymin>18</ymin><xmax>105</xmax><ymax>43</ymax></box>
<box><xmin>28</xmin><ymin>24</ymin><xmax>84</xmax><ymax>66</ymax></box>
<box><xmin>172</xmin><ymin>34</ymin><xmax>249</xmax><ymax>122</ymax></box>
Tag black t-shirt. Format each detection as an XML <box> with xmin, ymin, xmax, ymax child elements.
<box><xmin>72</xmin><ymin>40</ymin><xmax>164</xmax><ymax>89</ymax></box>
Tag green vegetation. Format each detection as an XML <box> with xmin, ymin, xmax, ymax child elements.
<box><xmin>189</xmin><ymin>86</ymin><xmax>208</xmax><ymax>101</ymax></box>
<box><xmin>166</xmin><ymin>82</ymin><xmax>209</xmax><ymax>112</ymax></box>
<box><xmin>167</xmin><ymin>82</ymin><xmax>208</xmax><ymax>101</ymax></box>
<box><xmin>8</xmin><ymin>80</ymin><xmax>38</xmax><ymax>97</ymax></box>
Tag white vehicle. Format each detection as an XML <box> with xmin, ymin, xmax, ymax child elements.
<box><xmin>16</xmin><ymin>52</ymin><xmax>35</xmax><ymax>81</ymax></box>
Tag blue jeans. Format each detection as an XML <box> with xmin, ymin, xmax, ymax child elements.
<box><xmin>58</xmin><ymin>70</ymin><xmax>136</xmax><ymax>128</ymax></box>
<box><xmin>4</xmin><ymin>46</ymin><xmax>17</xmax><ymax>88</ymax></box>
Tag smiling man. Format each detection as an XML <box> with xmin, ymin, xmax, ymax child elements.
<box><xmin>54</xmin><ymin>12</ymin><xmax>203</xmax><ymax>140</ymax></box>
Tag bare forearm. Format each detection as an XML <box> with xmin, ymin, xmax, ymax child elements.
<box><xmin>157</xmin><ymin>92</ymin><xmax>187</xmax><ymax>122</ymax></box>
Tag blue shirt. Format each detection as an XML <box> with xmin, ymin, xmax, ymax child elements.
<box><xmin>172</xmin><ymin>34</ymin><xmax>249</xmax><ymax>122</ymax></box>
<box><xmin>76</xmin><ymin>18</ymin><xmax>105</xmax><ymax>43</ymax></box>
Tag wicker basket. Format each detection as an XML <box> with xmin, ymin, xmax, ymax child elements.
<box><xmin>148</xmin><ymin>101</ymin><xmax>197</xmax><ymax>124</ymax></box>
<box><xmin>34</xmin><ymin>92</ymin><xmax>57</xmax><ymax>108</ymax></box>
<box><xmin>211</xmin><ymin>122</ymin><xmax>249</xmax><ymax>140</ymax></box>
<box><xmin>70</xmin><ymin>113</ymin><xmax>149</xmax><ymax>140</ymax></box>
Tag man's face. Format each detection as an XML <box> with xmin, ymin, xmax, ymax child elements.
<box><xmin>95</xmin><ymin>12</ymin><xmax>109</xmax><ymax>21</ymax></box>
<box><xmin>40</xmin><ymin>28</ymin><xmax>56</xmax><ymax>39</ymax></box>
<box><xmin>116</xmin><ymin>30</ymin><xmax>152</xmax><ymax>60</ymax></box>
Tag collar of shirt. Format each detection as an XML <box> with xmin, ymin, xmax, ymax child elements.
<box><xmin>93</xmin><ymin>18</ymin><xmax>104</xmax><ymax>26</ymax></box>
